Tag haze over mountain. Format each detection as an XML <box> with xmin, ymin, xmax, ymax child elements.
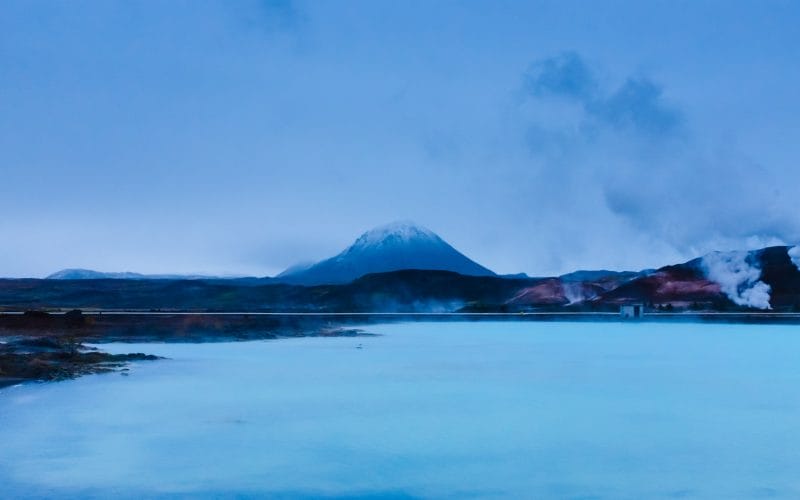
<box><xmin>276</xmin><ymin>221</ymin><xmax>496</xmax><ymax>285</ymax></box>
<box><xmin>3</xmin><ymin>3</ymin><xmax>799</xmax><ymax>281</ymax></box>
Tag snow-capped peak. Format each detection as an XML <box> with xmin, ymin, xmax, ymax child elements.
<box><xmin>277</xmin><ymin>221</ymin><xmax>495</xmax><ymax>284</ymax></box>
<box><xmin>348</xmin><ymin>221</ymin><xmax>441</xmax><ymax>250</ymax></box>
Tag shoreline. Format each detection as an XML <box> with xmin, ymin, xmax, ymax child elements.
<box><xmin>3</xmin><ymin>311</ymin><xmax>798</xmax><ymax>389</ymax></box>
<box><xmin>0</xmin><ymin>313</ymin><xmax>371</xmax><ymax>387</ymax></box>
<box><xmin>4</xmin><ymin>310</ymin><xmax>800</xmax><ymax>345</ymax></box>
<box><xmin>6</xmin><ymin>309</ymin><xmax>800</xmax><ymax>321</ymax></box>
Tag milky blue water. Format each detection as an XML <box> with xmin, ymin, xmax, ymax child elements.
<box><xmin>2</xmin><ymin>321</ymin><xmax>800</xmax><ymax>499</ymax></box>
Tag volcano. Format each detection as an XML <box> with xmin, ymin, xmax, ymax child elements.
<box><xmin>276</xmin><ymin>221</ymin><xmax>495</xmax><ymax>285</ymax></box>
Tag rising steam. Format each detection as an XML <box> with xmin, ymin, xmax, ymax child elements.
<box><xmin>562</xmin><ymin>282</ymin><xmax>586</xmax><ymax>305</ymax></box>
<box><xmin>701</xmin><ymin>251</ymin><xmax>771</xmax><ymax>310</ymax></box>
<box><xmin>788</xmin><ymin>246</ymin><xmax>800</xmax><ymax>271</ymax></box>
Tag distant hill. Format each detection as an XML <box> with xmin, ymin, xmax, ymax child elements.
<box><xmin>46</xmin><ymin>269</ymin><xmax>237</xmax><ymax>280</ymax></box>
<box><xmin>23</xmin><ymin>234</ymin><xmax>800</xmax><ymax>313</ymax></box>
<box><xmin>0</xmin><ymin>270</ymin><xmax>537</xmax><ymax>313</ymax></box>
<box><xmin>276</xmin><ymin>221</ymin><xmax>495</xmax><ymax>285</ymax></box>
<box><xmin>592</xmin><ymin>246</ymin><xmax>800</xmax><ymax>310</ymax></box>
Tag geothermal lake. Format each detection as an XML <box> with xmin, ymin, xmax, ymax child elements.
<box><xmin>2</xmin><ymin>321</ymin><xmax>800</xmax><ymax>498</ymax></box>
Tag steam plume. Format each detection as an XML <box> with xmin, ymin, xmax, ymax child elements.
<box><xmin>788</xmin><ymin>246</ymin><xmax>800</xmax><ymax>272</ymax></box>
<box><xmin>701</xmin><ymin>251</ymin><xmax>771</xmax><ymax>310</ymax></box>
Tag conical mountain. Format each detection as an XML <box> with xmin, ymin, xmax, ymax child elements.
<box><xmin>277</xmin><ymin>221</ymin><xmax>495</xmax><ymax>285</ymax></box>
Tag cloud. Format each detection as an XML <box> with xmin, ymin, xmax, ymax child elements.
<box><xmin>234</xmin><ymin>0</ymin><xmax>304</xmax><ymax>34</ymax></box>
<box><xmin>524</xmin><ymin>51</ymin><xmax>597</xmax><ymax>101</ymax></box>
<box><xmin>523</xmin><ymin>52</ymin><xmax>682</xmax><ymax>136</ymax></box>
<box><xmin>517</xmin><ymin>52</ymin><xmax>800</xmax><ymax>261</ymax></box>
<box><xmin>258</xmin><ymin>0</ymin><xmax>301</xmax><ymax>28</ymax></box>
<box><xmin>589</xmin><ymin>78</ymin><xmax>681</xmax><ymax>135</ymax></box>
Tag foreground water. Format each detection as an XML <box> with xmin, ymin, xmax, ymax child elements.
<box><xmin>1</xmin><ymin>321</ymin><xmax>800</xmax><ymax>499</ymax></box>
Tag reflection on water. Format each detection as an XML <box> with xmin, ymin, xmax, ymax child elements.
<box><xmin>2</xmin><ymin>321</ymin><xmax>800</xmax><ymax>498</ymax></box>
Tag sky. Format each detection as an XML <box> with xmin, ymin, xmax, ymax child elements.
<box><xmin>2</xmin><ymin>0</ymin><xmax>799</xmax><ymax>278</ymax></box>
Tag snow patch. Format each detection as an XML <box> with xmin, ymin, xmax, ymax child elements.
<box><xmin>701</xmin><ymin>251</ymin><xmax>771</xmax><ymax>310</ymax></box>
<box><xmin>350</xmin><ymin>221</ymin><xmax>439</xmax><ymax>248</ymax></box>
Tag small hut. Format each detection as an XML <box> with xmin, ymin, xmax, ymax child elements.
<box><xmin>620</xmin><ymin>304</ymin><xmax>643</xmax><ymax>318</ymax></box>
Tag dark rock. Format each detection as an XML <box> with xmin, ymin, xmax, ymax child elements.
<box><xmin>0</xmin><ymin>337</ymin><xmax>162</xmax><ymax>385</ymax></box>
<box><xmin>23</xmin><ymin>310</ymin><xmax>51</xmax><ymax>318</ymax></box>
<box><xmin>64</xmin><ymin>309</ymin><xmax>85</xmax><ymax>326</ymax></box>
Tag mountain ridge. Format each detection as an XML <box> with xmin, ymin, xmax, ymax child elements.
<box><xmin>35</xmin><ymin>224</ymin><xmax>800</xmax><ymax>313</ymax></box>
<box><xmin>46</xmin><ymin>268</ymin><xmax>242</xmax><ymax>280</ymax></box>
<box><xmin>6</xmin><ymin>245</ymin><xmax>800</xmax><ymax>313</ymax></box>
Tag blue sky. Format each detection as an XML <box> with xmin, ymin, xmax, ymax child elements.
<box><xmin>2</xmin><ymin>1</ymin><xmax>799</xmax><ymax>277</ymax></box>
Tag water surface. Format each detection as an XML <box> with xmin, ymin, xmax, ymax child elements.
<box><xmin>1</xmin><ymin>321</ymin><xmax>800</xmax><ymax>498</ymax></box>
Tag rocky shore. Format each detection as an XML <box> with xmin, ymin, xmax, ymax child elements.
<box><xmin>0</xmin><ymin>336</ymin><xmax>161</xmax><ymax>388</ymax></box>
<box><xmin>0</xmin><ymin>311</ymin><xmax>369</xmax><ymax>388</ymax></box>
